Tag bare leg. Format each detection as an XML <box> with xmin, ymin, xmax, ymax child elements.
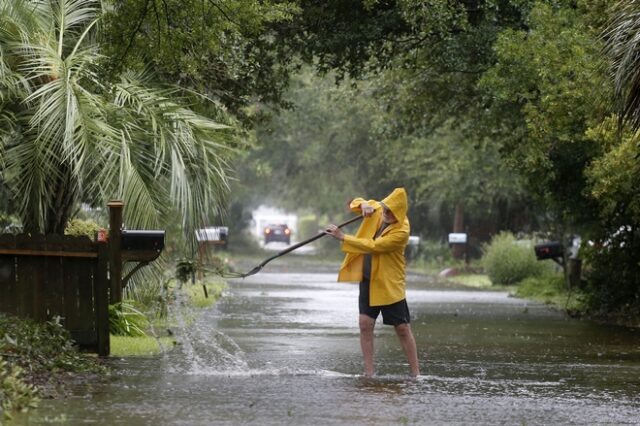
<box><xmin>394</xmin><ymin>323</ymin><xmax>420</xmax><ymax>377</ymax></box>
<box><xmin>359</xmin><ymin>314</ymin><xmax>376</xmax><ymax>377</ymax></box>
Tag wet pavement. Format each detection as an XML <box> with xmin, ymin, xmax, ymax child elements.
<box><xmin>17</xmin><ymin>272</ymin><xmax>640</xmax><ymax>425</ymax></box>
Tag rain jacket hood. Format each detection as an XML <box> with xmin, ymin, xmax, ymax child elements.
<box><xmin>381</xmin><ymin>188</ymin><xmax>408</xmax><ymax>224</ymax></box>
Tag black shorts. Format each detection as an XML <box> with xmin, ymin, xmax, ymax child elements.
<box><xmin>359</xmin><ymin>280</ymin><xmax>411</xmax><ymax>326</ymax></box>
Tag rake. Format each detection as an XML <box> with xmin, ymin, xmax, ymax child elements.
<box><xmin>218</xmin><ymin>215</ymin><xmax>363</xmax><ymax>278</ymax></box>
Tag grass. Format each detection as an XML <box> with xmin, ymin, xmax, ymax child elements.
<box><xmin>109</xmin><ymin>336</ymin><xmax>175</xmax><ymax>357</ymax></box>
<box><xmin>422</xmin><ymin>268</ymin><xmax>587</xmax><ymax>317</ymax></box>
<box><xmin>186</xmin><ymin>280</ymin><xmax>226</xmax><ymax>308</ymax></box>
<box><xmin>445</xmin><ymin>272</ymin><xmax>584</xmax><ymax>313</ymax></box>
<box><xmin>515</xmin><ymin>275</ymin><xmax>585</xmax><ymax>312</ymax></box>
<box><xmin>445</xmin><ymin>272</ymin><xmax>587</xmax><ymax>314</ymax></box>
<box><xmin>447</xmin><ymin>274</ymin><xmax>492</xmax><ymax>288</ymax></box>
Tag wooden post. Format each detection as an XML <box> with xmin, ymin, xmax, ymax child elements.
<box><xmin>96</xmin><ymin>241</ymin><xmax>110</xmax><ymax>356</ymax></box>
<box><xmin>108</xmin><ymin>201</ymin><xmax>124</xmax><ymax>304</ymax></box>
<box><xmin>452</xmin><ymin>202</ymin><xmax>466</xmax><ymax>260</ymax></box>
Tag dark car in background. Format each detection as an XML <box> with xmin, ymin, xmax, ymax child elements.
<box><xmin>264</xmin><ymin>224</ymin><xmax>291</xmax><ymax>244</ymax></box>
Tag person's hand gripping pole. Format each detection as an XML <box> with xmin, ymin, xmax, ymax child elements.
<box><xmin>325</xmin><ymin>202</ymin><xmax>374</xmax><ymax>241</ymax></box>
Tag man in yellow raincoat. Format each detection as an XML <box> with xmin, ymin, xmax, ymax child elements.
<box><xmin>325</xmin><ymin>188</ymin><xmax>420</xmax><ymax>377</ymax></box>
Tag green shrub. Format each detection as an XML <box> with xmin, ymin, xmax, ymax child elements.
<box><xmin>64</xmin><ymin>218</ymin><xmax>101</xmax><ymax>238</ymax></box>
<box><xmin>580</xmin><ymin>232</ymin><xmax>640</xmax><ymax>323</ymax></box>
<box><xmin>109</xmin><ymin>301</ymin><xmax>148</xmax><ymax>337</ymax></box>
<box><xmin>482</xmin><ymin>232</ymin><xmax>549</xmax><ymax>285</ymax></box>
<box><xmin>0</xmin><ymin>315</ymin><xmax>103</xmax><ymax>374</ymax></box>
<box><xmin>0</xmin><ymin>314</ymin><xmax>105</xmax><ymax>419</ymax></box>
<box><xmin>127</xmin><ymin>276</ymin><xmax>171</xmax><ymax>320</ymax></box>
<box><xmin>0</xmin><ymin>360</ymin><xmax>39</xmax><ymax>420</ymax></box>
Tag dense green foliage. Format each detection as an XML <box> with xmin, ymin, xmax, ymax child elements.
<box><xmin>0</xmin><ymin>0</ymin><xmax>238</xmax><ymax>237</ymax></box>
<box><xmin>0</xmin><ymin>314</ymin><xmax>105</xmax><ymax>419</ymax></box>
<box><xmin>64</xmin><ymin>218</ymin><xmax>102</xmax><ymax>239</ymax></box>
<box><xmin>0</xmin><ymin>359</ymin><xmax>38</xmax><ymax>420</ymax></box>
<box><xmin>238</xmin><ymin>0</ymin><xmax>639</xmax><ymax>322</ymax></box>
<box><xmin>241</xmin><ymin>70</ymin><xmax>534</xmax><ymax>240</ymax></box>
<box><xmin>238</xmin><ymin>0</ymin><xmax>549</xmax><ymax>237</ymax></box>
<box><xmin>109</xmin><ymin>301</ymin><xmax>148</xmax><ymax>337</ymax></box>
<box><xmin>101</xmin><ymin>0</ymin><xmax>300</xmax><ymax>125</ymax></box>
<box><xmin>0</xmin><ymin>315</ymin><xmax>103</xmax><ymax>376</ymax></box>
<box><xmin>482</xmin><ymin>232</ymin><xmax>550</xmax><ymax>285</ymax></box>
<box><xmin>241</xmin><ymin>71</ymin><xmax>376</xmax><ymax>216</ymax></box>
<box><xmin>478</xmin><ymin>2</ymin><xmax>610</xmax><ymax>228</ymax></box>
<box><xmin>606</xmin><ymin>1</ymin><xmax>640</xmax><ymax>131</ymax></box>
<box><xmin>579</xmin><ymin>118</ymin><xmax>640</xmax><ymax>321</ymax></box>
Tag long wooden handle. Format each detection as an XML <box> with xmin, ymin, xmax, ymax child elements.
<box><xmin>229</xmin><ymin>215</ymin><xmax>364</xmax><ymax>278</ymax></box>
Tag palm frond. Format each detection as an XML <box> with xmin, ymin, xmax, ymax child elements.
<box><xmin>106</xmin><ymin>75</ymin><xmax>238</xmax><ymax>235</ymax></box>
<box><xmin>604</xmin><ymin>1</ymin><xmax>640</xmax><ymax>129</ymax></box>
<box><xmin>4</xmin><ymin>137</ymin><xmax>59</xmax><ymax>230</ymax></box>
<box><xmin>1</xmin><ymin>0</ymin><xmax>240</xmax><ymax>239</ymax></box>
<box><xmin>52</xmin><ymin>0</ymin><xmax>100</xmax><ymax>56</ymax></box>
<box><xmin>0</xmin><ymin>0</ymin><xmax>47</xmax><ymax>42</ymax></box>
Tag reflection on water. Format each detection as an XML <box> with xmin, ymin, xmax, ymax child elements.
<box><xmin>18</xmin><ymin>273</ymin><xmax>640</xmax><ymax>425</ymax></box>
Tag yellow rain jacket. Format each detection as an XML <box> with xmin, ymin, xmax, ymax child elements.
<box><xmin>337</xmin><ymin>188</ymin><xmax>410</xmax><ymax>306</ymax></box>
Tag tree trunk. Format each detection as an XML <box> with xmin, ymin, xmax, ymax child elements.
<box><xmin>45</xmin><ymin>169</ymin><xmax>77</xmax><ymax>235</ymax></box>
<box><xmin>22</xmin><ymin>166</ymin><xmax>77</xmax><ymax>234</ymax></box>
<box><xmin>452</xmin><ymin>201</ymin><xmax>465</xmax><ymax>260</ymax></box>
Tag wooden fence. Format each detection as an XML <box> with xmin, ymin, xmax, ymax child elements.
<box><xmin>0</xmin><ymin>234</ymin><xmax>109</xmax><ymax>355</ymax></box>
<box><xmin>0</xmin><ymin>201</ymin><xmax>165</xmax><ymax>356</ymax></box>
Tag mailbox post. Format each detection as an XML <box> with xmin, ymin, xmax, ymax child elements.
<box><xmin>534</xmin><ymin>241</ymin><xmax>573</xmax><ymax>289</ymax></box>
<box><xmin>108</xmin><ymin>201</ymin><xmax>124</xmax><ymax>304</ymax></box>
<box><xmin>107</xmin><ymin>201</ymin><xmax>165</xmax><ymax>304</ymax></box>
<box><xmin>448</xmin><ymin>232</ymin><xmax>468</xmax><ymax>264</ymax></box>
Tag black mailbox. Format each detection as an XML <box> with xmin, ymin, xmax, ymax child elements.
<box><xmin>534</xmin><ymin>241</ymin><xmax>564</xmax><ymax>261</ymax></box>
<box><xmin>121</xmin><ymin>230</ymin><xmax>165</xmax><ymax>262</ymax></box>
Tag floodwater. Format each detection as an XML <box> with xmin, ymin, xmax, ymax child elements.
<box><xmin>17</xmin><ymin>272</ymin><xmax>640</xmax><ymax>425</ymax></box>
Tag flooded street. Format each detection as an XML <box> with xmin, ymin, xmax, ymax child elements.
<box><xmin>19</xmin><ymin>272</ymin><xmax>640</xmax><ymax>425</ymax></box>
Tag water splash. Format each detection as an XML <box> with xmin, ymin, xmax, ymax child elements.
<box><xmin>166</xmin><ymin>286</ymin><xmax>248</xmax><ymax>375</ymax></box>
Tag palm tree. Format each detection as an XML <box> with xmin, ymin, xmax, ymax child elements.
<box><xmin>0</xmin><ymin>0</ymin><xmax>237</xmax><ymax>236</ymax></box>
<box><xmin>605</xmin><ymin>1</ymin><xmax>640</xmax><ymax>131</ymax></box>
